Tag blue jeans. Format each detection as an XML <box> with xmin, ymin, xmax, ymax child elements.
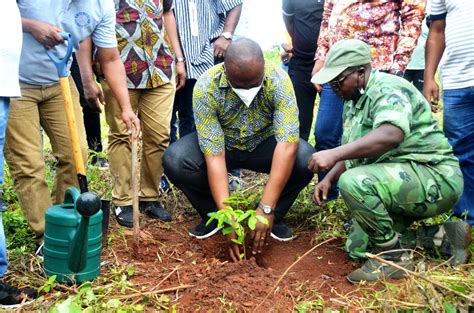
<box><xmin>443</xmin><ymin>86</ymin><xmax>474</xmax><ymax>225</ymax></box>
<box><xmin>0</xmin><ymin>97</ymin><xmax>11</xmax><ymax>277</ymax></box>
<box><xmin>314</xmin><ymin>84</ymin><xmax>344</xmax><ymax>200</ymax></box>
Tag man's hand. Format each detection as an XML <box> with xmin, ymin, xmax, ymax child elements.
<box><xmin>176</xmin><ymin>61</ymin><xmax>186</xmax><ymax>91</ymax></box>
<box><xmin>423</xmin><ymin>78</ymin><xmax>440</xmax><ymax>113</ymax></box>
<box><xmin>314</xmin><ymin>177</ymin><xmax>332</xmax><ymax>206</ymax></box>
<box><xmin>311</xmin><ymin>59</ymin><xmax>325</xmax><ymax>92</ymax></box>
<box><xmin>308</xmin><ymin>149</ymin><xmax>338</xmax><ymax>173</ymax></box>
<box><xmin>29</xmin><ymin>20</ymin><xmax>64</xmax><ymax>49</ymax></box>
<box><xmin>214</xmin><ymin>37</ymin><xmax>231</xmax><ymax>59</ymax></box>
<box><xmin>83</xmin><ymin>81</ymin><xmax>105</xmax><ymax>113</ymax></box>
<box><xmin>121</xmin><ymin>110</ymin><xmax>140</xmax><ymax>141</ymax></box>
<box><xmin>250</xmin><ymin>208</ymin><xmax>274</xmax><ymax>256</ymax></box>
<box><xmin>228</xmin><ymin>232</ymin><xmax>243</xmax><ymax>262</ymax></box>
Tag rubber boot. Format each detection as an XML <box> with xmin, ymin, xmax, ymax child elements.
<box><xmin>417</xmin><ymin>221</ymin><xmax>471</xmax><ymax>266</ymax></box>
<box><xmin>347</xmin><ymin>233</ymin><xmax>414</xmax><ymax>284</ymax></box>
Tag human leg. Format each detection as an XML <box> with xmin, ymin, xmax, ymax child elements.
<box><xmin>138</xmin><ymin>83</ymin><xmax>175</xmax><ymax>221</ymax></box>
<box><xmin>443</xmin><ymin>87</ymin><xmax>474</xmax><ymax>224</ymax></box>
<box><xmin>339</xmin><ymin>161</ymin><xmax>463</xmax><ymax>282</ymax></box>
<box><xmin>5</xmin><ymin>86</ymin><xmax>51</xmax><ymax>237</ymax></box>
<box><xmin>403</xmin><ymin>69</ymin><xmax>424</xmax><ymax>93</ymax></box>
<box><xmin>314</xmin><ymin>84</ymin><xmax>344</xmax><ymax>200</ymax></box>
<box><xmin>288</xmin><ymin>60</ymin><xmax>317</xmax><ymax>141</ymax></box>
<box><xmin>176</xmin><ymin>79</ymin><xmax>196</xmax><ymax>138</ymax></box>
<box><xmin>39</xmin><ymin>77</ymin><xmax>88</xmax><ymax>205</ymax></box>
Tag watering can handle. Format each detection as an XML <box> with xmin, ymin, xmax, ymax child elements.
<box><xmin>46</xmin><ymin>32</ymin><xmax>73</xmax><ymax>78</ymax></box>
<box><xmin>63</xmin><ymin>187</ymin><xmax>81</xmax><ymax>205</ymax></box>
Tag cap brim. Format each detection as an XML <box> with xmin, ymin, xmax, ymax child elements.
<box><xmin>311</xmin><ymin>65</ymin><xmax>348</xmax><ymax>85</ymax></box>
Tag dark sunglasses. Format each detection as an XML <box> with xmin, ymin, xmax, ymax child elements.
<box><xmin>329</xmin><ymin>68</ymin><xmax>359</xmax><ymax>91</ymax></box>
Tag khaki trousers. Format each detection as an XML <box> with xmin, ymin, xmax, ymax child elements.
<box><xmin>102</xmin><ymin>81</ymin><xmax>175</xmax><ymax>206</ymax></box>
<box><xmin>4</xmin><ymin>77</ymin><xmax>88</xmax><ymax>238</ymax></box>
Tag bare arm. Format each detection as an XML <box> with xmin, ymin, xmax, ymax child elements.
<box><xmin>96</xmin><ymin>47</ymin><xmax>140</xmax><ymax>137</ymax></box>
<box><xmin>423</xmin><ymin>19</ymin><xmax>446</xmax><ymax>111</ymax></box>
<box><xmin>308</xmin><ymin>124</ymin><xmax>404</xmax><ymax>173</ymax></box>
<box><xmin>163</xmin><ymin>10</ymin><xmax>186</xmax><ymax>90</ymax></box>
<box><xmin>205</xmin><ymin>153</ymin><xmax>230</xmax><ymax>211</ymax></box>
<box><xmin>214</xmin><ymin>4</ymin><xmax>243</xmax><ymax>58</ymax></box>
<box><xmin>75</xmin><ymin>37</ymin><xmax>104</xmax><ymax>112</ymax></box>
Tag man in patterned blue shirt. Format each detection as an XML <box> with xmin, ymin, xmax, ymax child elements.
<box><xmin>164</xmin><ymin>38</ymin><xmax>315</xmax><ymax>261</ymax></box>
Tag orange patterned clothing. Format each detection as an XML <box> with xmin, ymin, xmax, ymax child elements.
<box><xmin>315</xmin><ymin>0</ymin><xmax>426</xmax><ymax>72</ymax></box>
<box><xmin>115</xmin><ymin>0</ymin><xmax>175</xmax><ymax>89</ymax></box>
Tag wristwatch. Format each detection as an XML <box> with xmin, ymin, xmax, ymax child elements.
<box><xmin>221</xmin><ymin>32</ymin><xmax>233</xmax><ymax>40</ymax></box>
<box><xmin>176</xmin><ymin>57</ymin><xmax>186</xmax><ymax>63</ymax></box>
<box><xmin>258</xmin><ymin>202</ymin><xmax>274</xmax><ymax>215</ymax></box>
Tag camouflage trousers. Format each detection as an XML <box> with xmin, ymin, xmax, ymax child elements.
<box><xmin>338</xmin><ymin>161</ymin><xmax>464</xmax><ymax>259</ymax></box>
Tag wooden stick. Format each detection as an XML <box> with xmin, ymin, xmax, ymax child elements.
<box><xmin>117</xmin><ymin>285</ymin><xmax>193</xmax><ymax>300</ymax></box>
<box><xmin>131</xmin><ymin>125</ymin><xmax>140</xmax><ymax>257</ymax></box>
<box><xmin>254</xmin><ymin>237</ymin><xmax>336</xmax><ymax>311</ymax></box>
<box><xmin>366</xmin><ymin>253</ymin><xmax>474</xmax><ymax>303</ymax></box>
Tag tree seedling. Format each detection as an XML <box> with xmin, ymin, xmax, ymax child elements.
<box><xmin>206</xmin><ymin>194</ymin><xmax>268</xmax><ymax>260</ymax></box>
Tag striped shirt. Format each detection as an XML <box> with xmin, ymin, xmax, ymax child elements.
<box><xmin>430</xmin><ymin>0</ymin><xmax>474</xmax><ymax>90</ymax></box>
<box><xmin>173</xmin><ymin>0</ymin><xmax>242</xmax><ymax>80</ymax></box>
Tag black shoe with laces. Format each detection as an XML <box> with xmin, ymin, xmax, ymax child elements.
<box><xmin>271</xmin><ymin>221</ymin><xmax>296</xmax><ymax>241</ymax></box>
<box><xmin>91</xmin><ymin>155</ymin><xmax>109</xmax><ymax>169</ymax></box>
<box><xmin>189</xmin><ymin>219</ymin><xmax>220</xmax><ymax>239</ymax></box>
<box><xmin>113</xmin><ymin>205</ymin><xmax>133</xmax><ymax>228</ymax></box>
<box><xmin>139</xmin><ymin>201</ymin><xmax>172</xmax><ymax>222</ymax></box>
<box><xmin>0</xmin><ymin>282</ymin><xmax>38</xmax><ymax>308</ymax></box>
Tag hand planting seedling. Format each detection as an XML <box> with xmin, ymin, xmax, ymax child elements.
<box><xmin>207</xmin><ymin>193</ymin><xmax>268</xmax><ymax>260</ymax></box>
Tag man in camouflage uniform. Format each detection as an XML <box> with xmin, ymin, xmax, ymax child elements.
<box><xmin>309</xmin><ymin>39</ymin><xmax>470</xmax><ymax>283</ymax></box>
<box><xmin>163</xmin><ymin>38</ymin><xmax>315</xmax><ymax>261</ymax></box>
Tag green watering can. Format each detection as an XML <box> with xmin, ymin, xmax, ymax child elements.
<box><xmin>43</xmin><ymin>33</ymin><xmax>102</xmax><ymax>283</ymax></box>
<box><xmin>43</xmin><ymin>188</ymin><xmax>102</xmax><ymax>283</ymax></box>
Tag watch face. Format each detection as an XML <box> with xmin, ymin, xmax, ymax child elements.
<box><xmin>222</xmin><ymin>32</ymin><xmax>232</xmax><ymax>40</ymax></box>
<box><xmin>263</xmin><ymin>206</ymin><xmax>272</xmax><ymax>214</ymax></box>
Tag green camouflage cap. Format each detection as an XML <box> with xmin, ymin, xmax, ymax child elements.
<box><xmin>311</xmin><ymin>39</ymin><xmax>371</xmax><ymax>84</ymax></box>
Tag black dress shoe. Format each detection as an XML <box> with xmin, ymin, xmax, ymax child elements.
<box><xmin>113</xmin><ymin>205</ymin><xmax>133</xmax><ymax>228</ymax></box>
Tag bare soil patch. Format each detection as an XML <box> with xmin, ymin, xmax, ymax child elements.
<box><xmin>103</xmin><ymin>214</ymin><xmax>360</xmax><ymax>311</ymax></box>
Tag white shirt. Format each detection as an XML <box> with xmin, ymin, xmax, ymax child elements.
<box><xmin>431</xmin><ymin>0</ymin><xmax>474</xmax><ymax>89</ymax></box>
<box><xmin>0</xmin><ymin>0</ymin><xmax>23</xmax><ymax>97</ymax></box>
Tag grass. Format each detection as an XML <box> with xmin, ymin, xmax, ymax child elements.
<box><xmin>1</xmin><ymin>53</ymin><xmax>473</xmax><ymax>311</ymax></box>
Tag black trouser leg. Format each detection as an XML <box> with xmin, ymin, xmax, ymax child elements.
<box><xmin>170</xmin><ymin>79</ymin><xmax>197</xmax><ymax>144</ymax></box>
<box><xmin>164</xmin><ymin>133</ymin><xmax>315</xmax><ymax>223</ymax></box>
<box><xmin>163</xmin><ymin>133</ymin><xmax>218</xmax><ymax>220</ymax></box>
<box><xmin>239</xmin><ymin>137</ymin><xmax>315</xmax><ymax>223</ymax></box>
<box><xmin>403</xmin><ymin>69</ymin><xmax>424</xmax><ymax>94</ymax></box>
<box><xmin>70</xmin><ymin>54</ymin><xmax>103</xmax><ymax>152</ymax></box>
<box><xmin>288</xmin><ymin>58</ymin><xmax>318</xmax><ymax>141</ymax></box>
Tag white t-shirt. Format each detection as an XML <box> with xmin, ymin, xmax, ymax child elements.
<box><xmin>0</xmin><ymin>0</ymin><xmax>23</xmax><ymax>97</ymax></box>
<box><xmin>431</xmin><ymin>0</ymin><xmax>474</xmax><ymax>90</ymax></box>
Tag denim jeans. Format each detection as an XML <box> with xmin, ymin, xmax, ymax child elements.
<box><xmin>443</xmin><ymin>86</ymin><xmax>474</xmax><ymax>225</ymax></box>
<box><xmin>313</xmin><ymin>84</ymin><xmax>344</xmax><ymax>200</ymax></box>
<box><xmin>0</xmin><ymin>97</ymin><xmax>11</xmax><ymax>277</ymax></box>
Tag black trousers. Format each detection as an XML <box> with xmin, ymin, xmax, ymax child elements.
<box><xmin>403</xmin><ymin>69</ymin><xmax>424</xmax><ymax>93</ymax></box>
<box><xmin>163</xmin><ymin>133</ymin><xmax>315</xmax><ymax>223</ymax></box>
<box><xmin>288</xmin><ymin>57</ymin><xmax>318</xmax><ymax>141</ymax></box>
<box><xmin>70</xmin><ymin>54</ymin><xmax>103</xmax><ymax>152</ymax></box>
<box><xmin>170</xmin><ymin>79</ymin><xmax>197</xmax><ymax>143</ymax></box>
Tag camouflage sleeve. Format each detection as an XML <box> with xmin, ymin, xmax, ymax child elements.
<box><xmin>371</xmin><ymin>89</ymin><xmax>413</xmax><ymax>137</ymax></box>
<box><xmin>193</xmin><ymin>75</ymin><xmax>225</xmax><ymax>155</ymax></box>
<box><xmin>272</xmin><ymin>67</ymin><xmax>300</xmax><ymax>143</ymax></box>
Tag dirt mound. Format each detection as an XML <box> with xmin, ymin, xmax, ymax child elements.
<box><xmin>104</xmin><ymin>215</ymin><xmax>359</xmax><ymax>310</ymax></box>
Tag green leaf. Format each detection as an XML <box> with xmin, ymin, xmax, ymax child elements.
<box><xmin>256</xmin><ymin>215</ymin><xmax>269</xmax><ymax>225</ymax></box>
<box><xmin>248</xmin><ymin>216</ymin><xmax>257</xmax><ymax>230</ymax></box>
<box><xmin>107</xmin><ymin>298</ymin><xmax>122</xmax><ymax>309</ymax></box>
<box><xmin>444</xmin><ymin>302</ymin><xmax>456</xmax><ymax>313</ymax></box>
<box><xmin>222</xmin><ymin>226</ymin><xmax>234</xmax><ymax>235</ymax></box>
<box><xmin>236</xmin><ymin>210</ymin><xmax>252</xmax><ymax>223</ymax></box>
<box><xmin>231</xmin><ymin>238</ymin><xmax>243</xmax><ymax>245</ymax></box>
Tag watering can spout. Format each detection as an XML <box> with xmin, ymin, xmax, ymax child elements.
<box><xmin>69</xmin><ymin>192</ymin><xmax>101</xmax><ymax>273</ymax></box>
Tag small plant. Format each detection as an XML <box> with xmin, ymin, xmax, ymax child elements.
<box><xmin>207</xmin><ymin>193</ymin><xmax>268</xmax><ymax>260</ymax></box>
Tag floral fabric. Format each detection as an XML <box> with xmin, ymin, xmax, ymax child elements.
<box><xmin>114</xmin><ymin>0</ymin><xmax>175</xmax><ymax>89</ymax></box>
<box><xmin>193</xmin><ymin>63</ymin><xmax>300</xmax><ymax>155</ymax></box>
<box><xmin>315</xmin><ymin>0</ymin><xmax>426</xmax><ymax>72</ymax></box>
